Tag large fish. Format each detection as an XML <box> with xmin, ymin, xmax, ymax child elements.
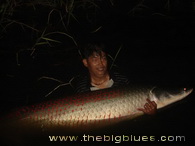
<box><xmin>0</xmin><ymin>85</ymin><xmax>193</xmax><ymax>144</ymax></box>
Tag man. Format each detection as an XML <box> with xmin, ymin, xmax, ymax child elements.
<box><xmin>72</xmin><ymin>42</ymin><xmax>157</xmax><ymax>115</ymax></box>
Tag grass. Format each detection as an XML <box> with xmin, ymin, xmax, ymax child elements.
<box><xmin>0</xmin><ymin>0</ymin><xmax>112</xmax><ymax>98</ymax></box>
<box><xmin>30</xmin><ymin>29</ymin><xmax>78</xmax><ymax>56</ymax></box>
<box><xmin>0</xmin><ymin>0</ymin><xmax>110</xmax><ymax>61</ymax></box>
<box><xmin>2</xmin><ymin>0</ymin><xmax>176</xmax><ymax>56</ymax></box>
<box><xmin>108</xmin><ymin>44</ymin><xmax>123</xmax><ymax>70</ymax></box>
<box><xmin>1</xmin><ymin>0</ymin><xmax>193</xmax><ymax>99</ymax></box>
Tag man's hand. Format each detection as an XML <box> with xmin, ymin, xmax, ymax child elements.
<box><xmin>137</xmin><ymin>98</ymin><xmax>157</xmax><ymax>115</ymax></box>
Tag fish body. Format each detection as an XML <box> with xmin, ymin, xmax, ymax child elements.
<box><xmin>1</xmin><ymin>86</ymin><xmax>193</xmax><ymax>128</ymax></box>
<box><xmin>0</xmin><ymin>86</ymin><xmax>193</xmax><ymax>144</ymax></box>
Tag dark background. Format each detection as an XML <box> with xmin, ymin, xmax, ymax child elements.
<box><xmin>0</xmin><ymin>0</ymin><xmax>195</xmax><ymax>145</ymax></box>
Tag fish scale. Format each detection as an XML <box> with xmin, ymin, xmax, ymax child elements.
<box><xmin>0</xmin><ymin>86</ymin><xmax>193</xmax><ymax>132</ymax></box>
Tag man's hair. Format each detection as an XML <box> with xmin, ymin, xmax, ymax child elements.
<box><xmin>81</xmin><ymin>42</ymin><xmax>107</xmax><ymax>59</ymax></box>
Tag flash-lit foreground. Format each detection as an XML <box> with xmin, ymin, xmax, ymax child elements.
<box><xmin>0</xmin><ymin>86</ymin><xmax>193</xmax><ymax>145</ymax></box>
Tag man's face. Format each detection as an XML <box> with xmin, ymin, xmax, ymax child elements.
<box><xmin>83</xmin><ymin>51</ymin><xmax>108</xmax><ymax>78</ymax></box>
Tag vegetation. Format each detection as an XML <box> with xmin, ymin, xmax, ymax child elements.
<box><xmin>0</xmin><ymin>0</ymin><xmax>194</xmax><ymax>99</ymax></box>
<box><xmin>2</xmin><ymin>0</ymin><xmax>191</xmax><ymax>56</ymax></box>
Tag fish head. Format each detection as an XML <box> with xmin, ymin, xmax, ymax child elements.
<box><xmin>151</xmin><ymin>87</ymin><xmax>193</xmax><ymax>109</ymax></box>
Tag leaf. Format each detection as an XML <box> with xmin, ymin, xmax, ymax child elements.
<box><xmin>35</xmin><ymin>42</ymin><xmax>50</xmax><ymax>46</ymax></box>
<box><xmin>44</xmin><ymin>31</ymin><xmax>77</xmax><ymax>46</ymax></box>
<box><xmin>91</xmin><ymin>26</ymin><xmax>102</xmax><ymax>33</ymax></box>
<box><xmin>110</xmin><ymin>44</ymin><xmax>123</xmax><ymax>70</ymax></box>
<box><xmin>41</xmin><ymin>37</ymin><xmax>61</xmax><ymax>43</ymax></box>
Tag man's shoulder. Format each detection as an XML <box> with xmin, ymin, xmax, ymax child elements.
<box><xmin>71</xmin><ymin>75</ymin><xmax>90</xmax><ymax>93</ymax></box>
<box><xmin>110</xmin><ymin>70</ymin><xmax>129</xmax><ymax>86</ymax></box>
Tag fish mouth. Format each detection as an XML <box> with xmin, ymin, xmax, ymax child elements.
<box><xmin>184</xmin><ymin>88</ymin><xmax>193</xmax><ymax>96</ymax></box>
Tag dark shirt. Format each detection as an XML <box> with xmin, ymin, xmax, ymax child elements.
<box><xmin>72</xmin><ymin>72</ymin><xmax>129</xmax><ymax>93</ymax></box>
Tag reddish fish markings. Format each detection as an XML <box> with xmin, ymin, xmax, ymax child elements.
<box><xmin>6</xmin><ymin>88</ymin><xmax>120</xmax><ymax>122</ymax></box>
<box><xmin>0</xmin><ymin>86</ymin><xmax>193</xmax><ymax>132</ymax></box>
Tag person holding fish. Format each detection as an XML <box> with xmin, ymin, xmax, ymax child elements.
<box><xmin>72</xmin><ymin>42</ymin><xmax>157</xmax><ymax>115</ymax></box>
